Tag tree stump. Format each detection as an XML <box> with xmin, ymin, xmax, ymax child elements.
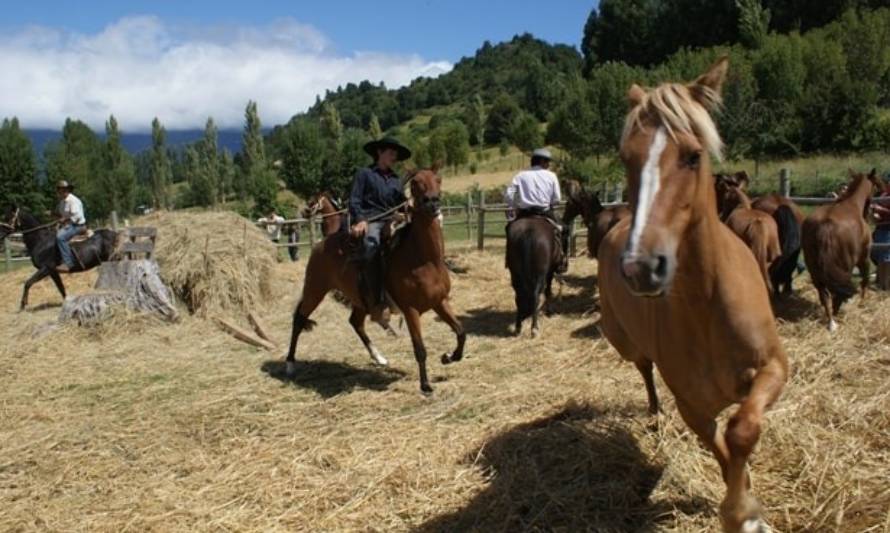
<box><xmin>59</xmin><ymin>259</ymin><xmax>178</xmax><ymax>325</ymax></box>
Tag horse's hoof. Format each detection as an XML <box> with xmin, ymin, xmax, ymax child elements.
<box><xmin>741</xmin><ymin>519</ymin><xmax>770</xmax><ymax>533</ymax></box>
<box><xmin>369</xmin><ymin>347</ymin><xmax>388</xmax><ymax>366</ymax></box>
<box><xmin>420</xmin><ymin>383</ymin><xmax>434</xmax><ymax>395</ymax></box>
<box><xmin>441</xmin><ymin>353</ymin><xmax>451</xmax><ymax>365</ymax></box>
<box><xmin>531</xmin><ymin>327</ymin><xmax>540</xmax><ymax>339</ymax></box>
<box><xmin>828</xmin><ymin>319</ymin><xmax>838</xmax><ymax>333</ymax></box>
<box><xmin>285</xmin><ymin>360</ymin><xmax>297</xmax><ymax>378</ymax></box>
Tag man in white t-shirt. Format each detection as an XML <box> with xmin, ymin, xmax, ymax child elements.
<box><xmin>54</xmin><ymin>180</ymin><xmax>86</xmax><ymax>273</ymax></box>
<box><xmin>257</xmin><ymin>208</ymin><xmax>285</xmax><ymax>242</ymax></box>
<box><xmin>503</xmin><ymin>148</ymin><xmax>568</xmax><ymax>272</ymax></box>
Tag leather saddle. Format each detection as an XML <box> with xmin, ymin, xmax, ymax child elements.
<box><xmin>70</xmin><ymin>227</ymin><xmax>93</xmax><ymax>243</ymax></box>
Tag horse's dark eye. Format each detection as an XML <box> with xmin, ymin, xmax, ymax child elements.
<box><xmin>685</xmin><ymin>151</ymin><xmax>701</xmax><ymax>169</ymax></box>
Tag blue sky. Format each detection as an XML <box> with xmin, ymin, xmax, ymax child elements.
<box><xmin>1</xmin><ymin>0</ymin><xmax>595</xmax><ymax>60</ymax></box>
<box><xmin>0</xmin><ymin>1</ymin><xmax>596</xmax><ymax>130</ymax></box>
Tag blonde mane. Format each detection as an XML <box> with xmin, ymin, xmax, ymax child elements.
<box><xmin>621</xmin><ymin>82</ymin><xmax>724</xmax><ymax>162</ymax></box>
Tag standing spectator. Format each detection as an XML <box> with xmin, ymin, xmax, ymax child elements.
<box><xmin>257</xmin><ymin>208</ymin><xmax>285</xmax><ymax>256</ymax></box>
<box><xmin>871</xmin><ymin>173</ymin><xmax>890</xmax><ymax>289</ymax></box>
<box><xmin>287</xmin><ymin>223</ymin><xmax>300</xmax><ymax>262</ymax></box>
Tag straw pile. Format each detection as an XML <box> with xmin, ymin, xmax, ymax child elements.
<box><xmin>0</xmin><ymin>249</ymin><xmax>888</xmax><ymax>531</ymax></box>
<box><xmin>140</xmin><ymin>211</ymin><xmax>278</xmax><ymax>317</ymax></box>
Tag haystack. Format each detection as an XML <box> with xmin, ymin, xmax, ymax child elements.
<box><xmin>139</xmin><ymin>211</ymin><xmax>277</xmax><ymax>317</ymax></box>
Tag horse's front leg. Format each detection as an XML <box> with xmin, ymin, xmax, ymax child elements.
<box><xmin>20</xmin><ymin>267</ymin><xmax>52</xmax><ymax>311</ymax></box>
<box><xmin>49</xmin><ymin>271</ymin><xmax>67</xmax><ymax>300</ymax></box>
<box><xmin>403</xmin><ymin>307</ymin><xmax>432</xmax><ymax>394</ymax></box>
<box><xmin>857</xmin><ymin>253</ymin><xmax>870</xmax><ymax>301</ymax></box>
<box><xmin>433</xmin><ymin>299</ymin><xmax>466</xmax><ymax>365</ymax></box>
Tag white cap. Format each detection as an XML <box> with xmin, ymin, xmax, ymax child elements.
<box><xmin>532</xmin><ymin>148</ymin><xmax>553</xmax><ymax>160</ymax></box>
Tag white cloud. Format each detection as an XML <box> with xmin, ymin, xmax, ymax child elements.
<box><xmin>0</xmin><ymin>16</ymin><xmax>452</xmax><ymax>131</ymax></box>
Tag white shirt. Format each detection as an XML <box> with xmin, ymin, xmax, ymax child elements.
<box><xmin>503</xmin><ymin>166</ymin><xmax>561</xmax><ymax>210</ymax></box>
<box><xmin>58</xmin><ymin>193</ymin><xmax>86</xmax><ymax>225</ymax></box>
<box><xmin>257</xmin><ymin>214</ymin><xmax>285</xmax><ymax>241</ymax></box>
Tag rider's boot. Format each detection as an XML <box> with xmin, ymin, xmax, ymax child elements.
<box><xmin>555</xmin><ymin>229</ymin><xmax>569</xmax><ymax>274</ymax></box>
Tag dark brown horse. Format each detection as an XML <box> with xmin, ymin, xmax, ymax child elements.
<box><xmin>599</xmin><ymin>57</ymin><xmax>788</xmax><ymax>532</ymax></box>
<box><xmin>802</xmin><ymin>169</ymin><xmax>881</xmax><ymax>331</ymax></box>
<box><xmin>285</xmin><ymin>168</ymin><xmax>465</xmax><ymax>394</ymax></box>
<box><xmin>563</xmin><ymin>180</ymin><xmax>631</xmax><ymax>258</ymax></box>
<box><xmin>0</xmin><ymin>206</ymin><xmax>120</xmax><ymax>310</ymax></box>
<box><xmin>303</xmin><ymin>192</ymin><xmax>345</xmax><ymax>237</ymax></box>
<box><xmin>505</xmin><ymin>215</ymin><xmax>559</xmax><ymax>337</ymax></box>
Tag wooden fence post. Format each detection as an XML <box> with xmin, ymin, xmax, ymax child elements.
<box><xmin>568</xmin><ymin>219</ymin><xmax>576</xmax><ymax>257</ymax></box>
<box><xmin>477</xmin><ymin>192</ymin><xmax>486</xmax><ymax>251</ymax></box>
<box><xmin>878</xmin><ymin>262</ymin><xmax>890</xmax><ymax>291</ymax></box>
<box><xmin>465</xmin><ymin>191</ymin><xmax>472</xmax><ymax>243</ymax></box>
<box><xmin>111</xmin><ymin>211</ymin><xmax>119</xmax><ymax>231</ymax></box>
<box><xmin>779</xmin><ymin>169</ymin><xmax>791</xmax><ymax>198</ymax></box>
<box><xmin>3</xmin><ymin>237</ymin><xmax>10</xmax><ymax>271</ymax></box>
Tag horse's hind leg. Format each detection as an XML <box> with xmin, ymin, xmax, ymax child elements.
<box><xmin>403</xmin><ymin>307</ymin><xmax>432</xmax><ymax>394</ymax></box>
<box><xmin>20</xmin><ymin>267</ymin><xmax>51</xmax><ymax>311</ymax></box>
<box><xmin>857</xmin><ymin>254</ymin><xmax>870</xmax><ymax>301</ymax></box>
<box><xmin>49</xmin><ymin>272</ymin><xmax>66</xmax><ymax>300</ymax></box>
<box><xmin>285</xmin><ymin>290</ymin><xmax>325</xmax><ymax>378</ymax></box>
<box><xmin>433</xmin><ymin>299</ymin><xmax>466</xmax><ymax>365</ymax></box>
<box><xmin>349</xmin><ymin>308</ymin><xmax>388</xmax><ymax>366</ymax></box>
<box><xmin>816</xmin><ymin>287</ymin><xmax>836</xmax><ymax>332</ymax></box>
<box><xmin>721</xmin><ymin>357</ymin><xmax>787</xmax><ymax>533</ymax></box>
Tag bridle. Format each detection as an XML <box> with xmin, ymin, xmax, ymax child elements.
<box><xmin>0</xmin><ymin>207</ymin><xmax>20</xmax><ymax>233</ymax></box>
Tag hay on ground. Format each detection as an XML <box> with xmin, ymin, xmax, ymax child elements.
<box><xmin>140</xmin><ymin>211</ymin><xmax>278</xmax><ymax>317</ymax></box>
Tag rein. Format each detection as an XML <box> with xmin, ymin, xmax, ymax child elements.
<box><xmin>1</xmin><ymin>209</ymin><xmax>61</xmax><ymax>235</ymax></box>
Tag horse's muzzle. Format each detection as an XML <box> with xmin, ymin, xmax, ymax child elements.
<box><xmin>420</xmin><ymin>196</ymin><xmax>440</xmax><ymax>216</ymax></box>
<box><xmin>620</xmin><ymin>251</ymin><xmax>674</xmax><ymax>297</ymax></box>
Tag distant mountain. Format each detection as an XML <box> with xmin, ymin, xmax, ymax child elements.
<box><xmin>25</xmin><ymin>129</ymin><xmax>245</xmax><ymax>155</ymax></box>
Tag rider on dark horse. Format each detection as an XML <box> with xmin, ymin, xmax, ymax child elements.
<box><xmin>348</xmin><ymin>137</ymin><xmax>411</xmax><ymax>322</ymax></box>
<box><xmin>503</xmin><ymin>148</ymin><xmax>568</xmax><ymax>273</ymax></box>
<box><xmin>54</xmin><ymin>180</ymin><xmax>86</xmax><ymax>273</ymax></box>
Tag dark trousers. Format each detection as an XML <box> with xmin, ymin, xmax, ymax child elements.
<box><xmin>355</xmin><ymin>221</ymin><xmax>387</xmax><ymax>309</ymax></box>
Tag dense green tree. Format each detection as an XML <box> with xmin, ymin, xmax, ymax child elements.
<box><xmin>279</xmin><ymin>119</ymin><xmax>326</xmax><ymax>199</ymax></box>
<box><xmin>219</xmin><ymin>149</ymin><xmax>236</xmax><ymax>205</ymax></box>
<box><xmin>484</xmin><ymin>93</ymin><xmax>521</xmax><ymax>144</ymax></box>
<box><xmin>0</xmin><ymin>118</ymin><xmax>44</xmax><ymax>213</ymax></box>
<box><xmin>96</xmin><ymin>115</ymin><xmax>137</xmax><ymax>219</ymax></box>
<box><xmin>368</xmin><ymin>114</ymin><xmax>383</xmax><ymax>140</ymax></box>
<box><xmin>241</xmin><ymin>101</ymin><xmax>267</xmax><ymax>200</ymax></box>
<box><xmin>149</xmin><ymin>117</ymin><xmax>171</xmax><ymax>209</ymax></box>
<box><xmin>546</xmin><ymin>79</ymin><xmax>599</xmax><ymax>160</ymax></box>
<box><xmin>737</xmin><ymin>0</ymin><xmax>771</xmax><ymax>49</ymax></box>
<box><xmin>462</xmin><ymin>94</ymin><xmax>487</xmax><ymax>148</ymax></box>
<box><xmin>508</xmin><ymin>111</ymin><xmax>543</xmax><ymax>154</ymax></box>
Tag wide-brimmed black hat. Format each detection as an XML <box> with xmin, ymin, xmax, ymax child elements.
<box><xmin>363</xmin><ymin>137</ymin><xmax>411</xmax><ymax>162</ymax></box>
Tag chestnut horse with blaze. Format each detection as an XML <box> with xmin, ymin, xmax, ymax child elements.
<box><xmin>598</xmin><ymin>58</ymin><xmax>788</xmax><ymax>532</ymax></box>
<box><xmin>285</xmin><ymin>169</ymin><xmax>465</xmax><ymax>394</ymax></box>
<box><xmin>303</xmin><ymin>192</ymin><xmax>345</xmax><ymax>237</ymax></box>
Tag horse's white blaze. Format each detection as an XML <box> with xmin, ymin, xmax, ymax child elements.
<box><xmin>628</xmin><ymin>127</ymin><xmax>668</xmax><ymax>256</ymax></box>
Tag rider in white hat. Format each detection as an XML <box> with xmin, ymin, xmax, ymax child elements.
<box><xmin>54</xmin><ymin>180</ymin><xmax>86</xmax><ymax>273</ymax></box>
<box><xmin>503</xmin><ymin>148</ymin><xmax>568</xmax><ymax>273</ymax></box>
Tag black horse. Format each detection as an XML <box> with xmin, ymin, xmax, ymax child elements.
<box><xmin>0</xmin><ymin>206</ymin><xmax>120</xmax><ymax>310</ymax></box>
<box><xmin>505</xmin><ymin>216</ymin><xmax>560</xmax><ymax>337</ymax></box>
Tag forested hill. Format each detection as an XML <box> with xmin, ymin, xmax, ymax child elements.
<box><xmin>299</xmin><ymin>33</ymin><xmax>583</xmax><ymax>132</ymax></box>
<box><xmin>25</xmin><ymin>129</ymin><xmax>245</xmax><ymax>155</ymax></box>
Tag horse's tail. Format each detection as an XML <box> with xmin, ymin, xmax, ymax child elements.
<box><xmin>769</xmin><ymin>205</ymin><xmax>801</xmax><ymax>290</ymax></box>
<box><xmin>512</xmin><ymin>230</ymin><xmax>546</xmax><ymax>322</ymax></box>
<box><xmin>811</xmin><ymin>223</ymin><xmax>857</xmax><ymax>303</ymax></box>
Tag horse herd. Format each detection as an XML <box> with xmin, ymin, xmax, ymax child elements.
<box><xmin>2</xmin><ymin>58</ymin><xmax>886</xmax><ymax>532</ymax></box>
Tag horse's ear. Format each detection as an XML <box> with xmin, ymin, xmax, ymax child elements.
<box><xmin>735</xmin><ymin>171</ymin><xmax>750</xmax><ymax>190</ymax></box>
<box><xmin>627</xmin><ymin>84</ymin><xmax>646</xmax><ymax>109</ymax></box>
<box><xmin>689</xmin><ymin>56</ymin><xmax>728</xmax><ymax>108</ymax></box>
<box><xmin>431</xmin><ymin>160</ymin><xmax>444</xmax><ymax>174</ymax></box>
<box><xmin>565</xmin><ymin>179</ymin><xmax>581</xmax><ymax>199</ymax></box>
<box><xmin>869</xmin><ymin>168</ymin><xmax>877</xmax><ymax>178</ymax></box>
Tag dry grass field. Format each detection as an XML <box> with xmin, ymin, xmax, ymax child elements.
<box><xmin>1</xmin><ymin>244</ymin><xmax>888</xmax><ymax>532</ymax></box>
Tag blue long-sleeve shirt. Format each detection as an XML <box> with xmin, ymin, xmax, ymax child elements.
<box><xmin>348</xmin><ymin>166</ymin><xmax>407</xmax><ymax>223</ymax></box>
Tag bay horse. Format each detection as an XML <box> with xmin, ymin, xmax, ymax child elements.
<box><xmin>303</xmin><ymin>192</ymin><xmax>345</xmax><ymax>237</ymax></box>
<box><xmin>285</xmin><ymin>168</ymin><xmax>465</xmax><ymax>394</ymax></box>
<box><xmin>802</xmin><ymin>169</ymin><xmax>881</xmax><ymax>331</ymax></box>
<box><xmin>505</xmin><ymin>215</ymin><xmax>560</xmax><ymax>337</ymax></box>
<box><xmin>597</xmin><ymin>57</ymin><xmax>788</xmax><ymax>532</ymax></box>
<box><xmin>563</xmin><ymin>180</ymin><xmax>631</xmax><ymax>258</ymax></box>
<box><xmin>0</xmin><ymin>206</ymin><xmax>120</xmax><ymax>310</ymax></box>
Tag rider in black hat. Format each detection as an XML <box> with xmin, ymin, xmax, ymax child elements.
<box><xmin>348</xmin><ymin>137</ymin><xmax>411</xmax><ymax>320</ymax></box>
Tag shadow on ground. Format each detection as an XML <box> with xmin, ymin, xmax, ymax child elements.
<box><xmin>551</xmin><ymin>273</ymin><xmax>598</xmax><ymax>316</ymax></box>
<box><xmin>261</xmin><ymin>359</ymin><xmax>407</xmax><ymax>398</ymax></box>
<box><xmin>416</xmin><ymin>401</ymin><xmax>711</xmax><ymax>532</ymax></box>
<box><xmin>459</xmin><ymin>307</ymin><xmax>516</xmax><ymax>338</ymax></box>
<box><xmin>772</xmin><ymin>291</ymin><xmax>821</xmax><ymax>322</ymax></box>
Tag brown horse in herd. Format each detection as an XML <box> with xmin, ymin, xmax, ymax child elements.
<box><xmin>598</xmin><ymin>57</ymin><xmax>787</xmax><ymax>533</ymax></box>
<box><xmin>286</xmin><ymin>168</ymin><xmax>465</xmax><ymax>394</ymax></box>
<box><xmin>303</xmin><ymin>192</ymin><xmax>345</xmax><ymax>237</ymax></box>
<box><xmin>505</xmin><ymin>215</ymin><xmax>560</xmax><ymax>337</ymax></box>
<box><xmin>563</xmin><ymin>180</ymin><xmax>631</xmax><ymax>259</ymax></box>
<box><xmin>802</xmin><ymin>169</ymin><xmax>882</xmax><ymax>331</ymax></box>
<box><xmin>715</xmin><ymin>172</ymin><xmax>802</xmax><ymax>295</ymax></box>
